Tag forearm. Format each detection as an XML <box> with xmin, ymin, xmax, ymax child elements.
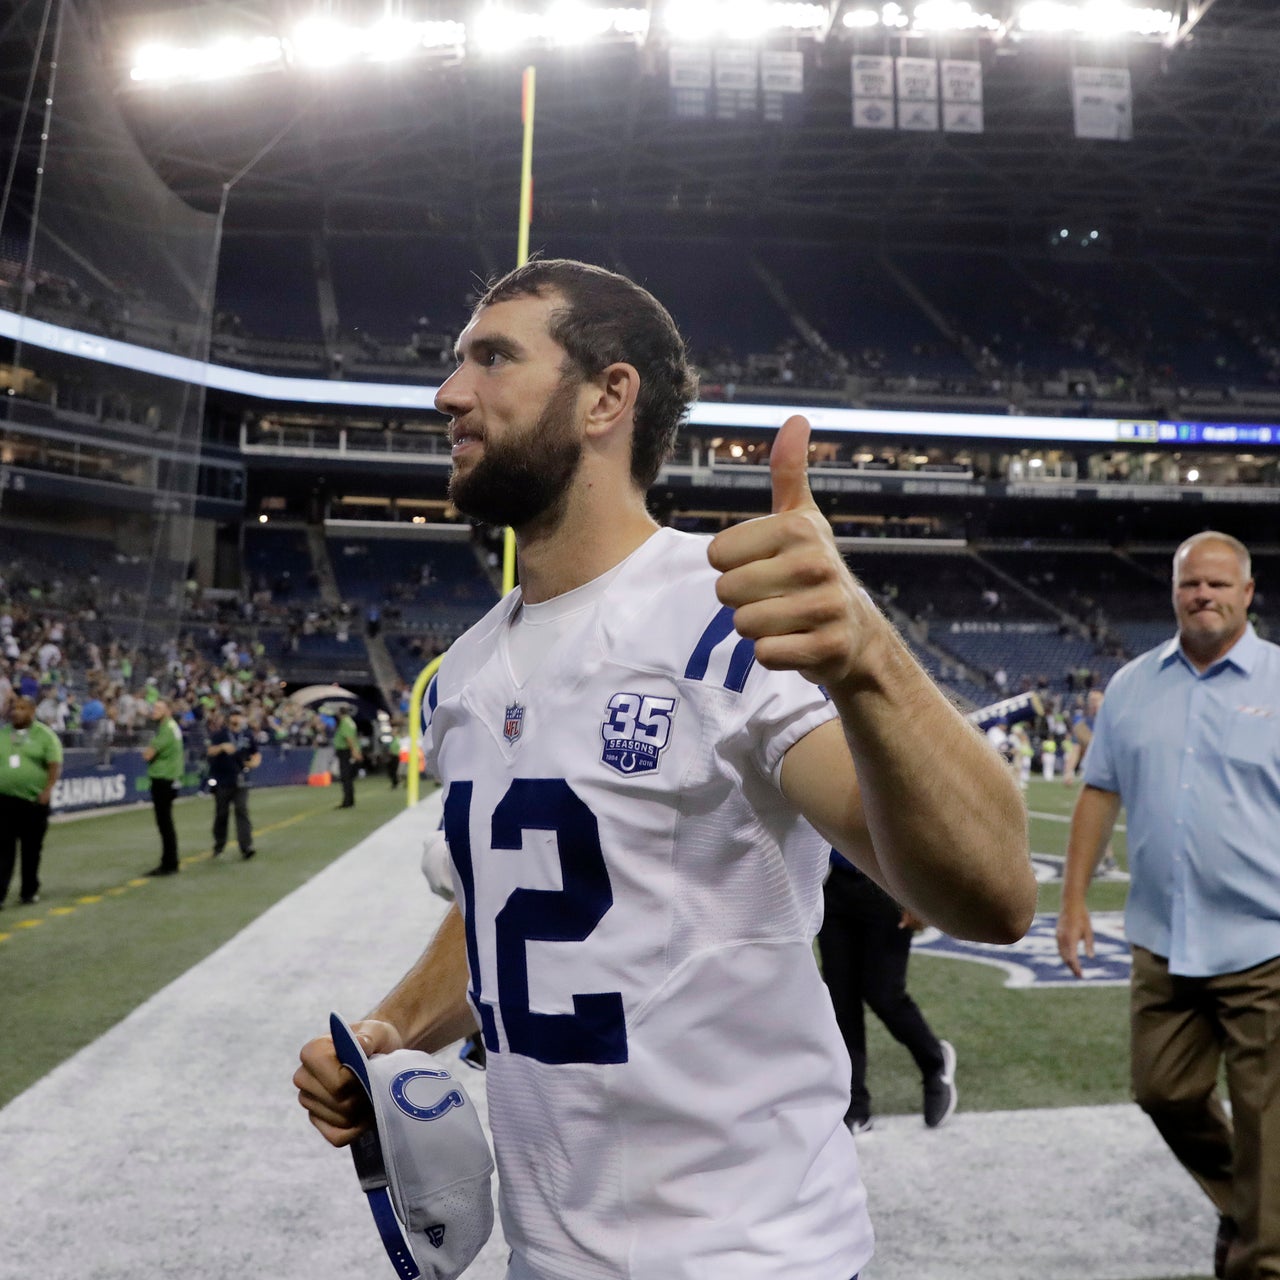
<box><xmin>829</xmin><ymin>625</ymin><xmax>1033</xmax><ymax>943</ymax></box>
<box><xmin>1062</xmin><ymin>786</ymin><xmax>1121</xmax><ymax>909</ymax></box>
<box><xmin>364</xmin><ymin>904</ymin><xmax>478</xmax><ymax>1053</ymax></box>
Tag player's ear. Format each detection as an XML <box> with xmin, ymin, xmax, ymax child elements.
<box><xmin>582</xmin><ymin>362</ymin><xmax>639</xmax><ymax>440</ymax></box>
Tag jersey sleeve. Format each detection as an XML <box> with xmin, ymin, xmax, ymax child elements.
<box><xmin>420</xmin><ymin>672</ymin><xmax>441</xmax><ymax>776</ymax></box>
<box><xmin>677</xmin><ymin>593</ymin><xmax>837</xmax><ymax>787</ymax></box>
<box><xmin>744</xmin><ymin>668</ymin><xmax>838</xmax><ymax>785</ymax></box>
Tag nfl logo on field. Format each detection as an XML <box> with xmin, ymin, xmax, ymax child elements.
<box><xmin>503</xmin><ymin>703</ymin><xmax>525</xmax><ymax>744</ymax></box>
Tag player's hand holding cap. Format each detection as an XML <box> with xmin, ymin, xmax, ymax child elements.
<box><xmin>329</xmin><ymin>1012</ymin><xmax>494</xmax><ymax>1280</ymax></box>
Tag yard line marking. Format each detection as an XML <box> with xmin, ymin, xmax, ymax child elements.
<box><xmin>0</xmin><ymin>802</ymin><xmax>329</xmax><ymax>948</ymax></box>
<box><xmin>1029</xmin><ymin>808</ymin><xmax>1127</xmax><ymax>833</ymax></box>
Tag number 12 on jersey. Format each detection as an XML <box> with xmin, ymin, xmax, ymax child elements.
<box><xmin>444</xmin><ymin>778</ymin><xmax>629</xmax><ymax>1066</ymax></box>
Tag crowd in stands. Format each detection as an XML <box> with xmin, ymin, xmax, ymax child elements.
<box><xmin>1</xmin><ymin>506</ymin><xmax>1271</xmax><ymax>752</ymax></box>
<box><xmin>0</xmin><ymin>548</ymin><xmax>353</xmax><ymax>762</ymax></box>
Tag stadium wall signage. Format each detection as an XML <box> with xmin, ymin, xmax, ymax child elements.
<box><xmin>52</xmin><ymin>747</ymin><xmax>316</xmax><ymax>814</ymax></box>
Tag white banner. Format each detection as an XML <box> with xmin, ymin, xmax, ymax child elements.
<box><xmin>1072</xmin><ymin>66</ymin><xmax>1133</xmax><ymax>141</ymax></box>
<box><xmin>941</xmin><ymin>58</ymin><xmax>983</xmax><ymax>131</ymax></box>
<box><xmin>896</xmin><ymin>56</ymin><xmax>938</xmax><ymax>102</ymax></box>
<box><xmin>852</xmin><ymin>54</ymin><xmax>893</xmax><ymax>99</ymax></box>
<box><xmin>714</xmin><ymin>47</ymin><xmax>757</xmax><ymax>91</ymax></box>
<box><xmin>852</xmin><ymin>55</ymin><xmax>894</xmax><ymax>130</ymax></box>
<box><xmin>669</xmin><ymin>46</ymin><xmax>712</xmax><ymax>90</ymax></box>
<box><xmin>896</xmin><ymin>56</ymin><xmax>939</xmax><ymax>132</ymax></box>
<box><xmin>941</xmin><ymin>59</ymin><xmax>983</xmax><ymax>105</ymax></box>
<box><xmin>943</xmin><ymin>101</ymin><xmax>984</xmax><ymax>133</ymax></box>
<box><xmin>761</xmin><ymin>49</ymin><xmax>803</xmax><ymax>95</ymax></box>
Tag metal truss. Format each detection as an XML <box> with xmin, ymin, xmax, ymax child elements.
<box><xmin>1</xmin><ymin>0</ymin><xmax>1279</xmax><ymax>260</ymax></box>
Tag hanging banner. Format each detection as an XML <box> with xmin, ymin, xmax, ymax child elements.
<box><xmin>852</xmin><ymin>54</ymin><xmax>895</xmax><ymax>130</ymax></box>
<box><xmin>669</xmin><ymin>46</ymin><xmax>712</xmax><ymax>120</ymax></box>
<box><xmin>761</xmin><ymin>49</ymin><xmax>804</xmax><ymax>123</ymax></box>
<box><xmin>941</xmin><ymin>59</ymin><xmax>984</xmax><ymax>134</ymax></box>
<box><xmin>896</xmin><ymin>56</ymin><xmax>939</xmax><ymax>131</ymax></box>
<box><xmin>715</xmin><ymin>47</ymin><xmax>759</xmax><ymax>120</ymax></box>
<box><xmin>1072</xmin><ymin>67</ymin><xmax>1133</xmax><ymax>141</ymax></box>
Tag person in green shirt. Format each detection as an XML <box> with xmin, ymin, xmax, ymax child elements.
<box><xmin>141</xmin><ymin>699</ymin><xmax>183</xmax><ymax>876</ymax></box>
<box><xmin>332</xmin><ymin>706</ymin><xmax>362</xmax><ymax>809</ymax></box>
<box><xmin>0</xmin><ymin>695</ymin><xmax>63</xmax><ymax>907</ymax></box>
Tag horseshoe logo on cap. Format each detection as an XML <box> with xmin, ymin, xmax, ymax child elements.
<box><xmin>389</xmin><ymin>1068</ymin><xmax>466</xmax><ymax>1122</ymax></box>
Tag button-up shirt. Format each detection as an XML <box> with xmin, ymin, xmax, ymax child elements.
<box><xmin>1084</xmin><ymin>624</ymin><xmax>1280</xmax><ymax>977</ymax></box>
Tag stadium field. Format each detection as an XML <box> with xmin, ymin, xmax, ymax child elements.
<box><xmin>863</xmin><ymin>774</ymin><xmax>1133</xmax><ymax>1118</ymax></box>
<box><xmin>3</xmin><ymin>775</ymin><xmax>1126</xmax><ymax>1113</ymax></box>
<box><xmin>1</xmin><ymin>779</ymin><xmax>1219</xmax><ymax>1280</ymax></box>
<box><xmin>0</xmin><ymin>776</ymin><xmax>406</xmax><ymax>1109</ymax></box>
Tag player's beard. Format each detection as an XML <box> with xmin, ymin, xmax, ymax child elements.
<box><xmin>448</xmin><ymin>374</ymin><xmax>584</xmax><ymax>529</ymax></box>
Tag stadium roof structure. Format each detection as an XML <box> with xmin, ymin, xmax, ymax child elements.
<box><xmin>2</xmin><ymin>0</ymin><xmax>1280</xmax><ymax>258</ymax></box>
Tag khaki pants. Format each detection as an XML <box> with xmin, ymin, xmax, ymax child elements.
<box><xmin>1131</xmin><ymin>946</ymin><xmax>1280</xmax><ymax>1280</ymax></box>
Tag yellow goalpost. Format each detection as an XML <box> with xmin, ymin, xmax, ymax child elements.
<box><xmin>406</xmin><ymin>66</ymin><xmax>534</xmax><ymax>806</ymax></box>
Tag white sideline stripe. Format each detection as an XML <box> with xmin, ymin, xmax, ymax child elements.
<box><xmin>0</xmin><ymin>800</ymin><xmax>1208</xmax><ymax>1280</ymax></box>
<box><xmin>1030</xmin><ymin>807</ymin><xmax>1128</xmax><ymax>832</ymax></box>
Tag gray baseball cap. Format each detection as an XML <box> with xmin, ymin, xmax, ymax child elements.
<box><xmin>329</xmin><ymin>1013</ymin><xmax>494</xmax><ymax>1280</ymax></box>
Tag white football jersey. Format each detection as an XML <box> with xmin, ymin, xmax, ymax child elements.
<box><xmin>424</xmin><ymin>528</ymin><xmax>873</xmax><ymax>1280</ymax></box>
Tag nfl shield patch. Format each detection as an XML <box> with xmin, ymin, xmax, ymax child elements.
<box><xmin>503</xmin><ymin>703</ymin><xmax>525</xmax><ymax>744</ymax></box>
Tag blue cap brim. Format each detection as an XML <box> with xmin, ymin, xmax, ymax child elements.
<box><xmin>330</xmin><ymin>1011</ymin><xmax>373</xmax><ymax>1096</ymax></box>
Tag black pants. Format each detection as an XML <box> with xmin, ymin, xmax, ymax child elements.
<box><xmin>212</xmin><ymin>781</ymin><xmax>253</xmax><ymax>853</ymax></box>
<box><xmin>336</xmin><ymin>749</ymin><xmax>355</xmax><ymax>806</ymax></box>
<box><xmin>150</xmin><ymin>778</ymin><xmax>179</xmax><ymax>871</ymax></box>
<box><xmin>818</xmin><ymin>862</ymin><xmax>944</xmax><ymax>1120</ymax></box>
<box><xmin>0</xmin><ymin>793</ymin><xmax>50</xmax><ymax>903</ymax></box>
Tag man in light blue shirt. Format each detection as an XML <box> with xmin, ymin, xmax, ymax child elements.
<box><xmin>1057</xmin><ymin>532</ymin><xmax>1280</xmax><ymax>1280</ymax></box>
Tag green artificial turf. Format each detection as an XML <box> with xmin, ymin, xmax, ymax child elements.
<box><xmin>0</xmin><ymin>777</ymin><xmax>415</xmax><ymax>1108</ymax></box>
<box><xmin>861</xmin><ymin>776</ymin><xmax>1136</xmax><ymax>1118</ymax></box>
<box><xmin>3</xmin><ymin>775</ymin><xmax>1138</xmax><ymax>1120</ymax></box>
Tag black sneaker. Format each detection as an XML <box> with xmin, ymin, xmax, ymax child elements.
<box><xmin>241</xmin><ymin>849</ymin><xmax>256</xmax><ymax>860</ymax></box>
<box><xmin>146</xmin><ymin>865</ymin><xmax>179</xmax><ymax>877</ymax></box>
<box><xmin>211</xmin><ymin>847</ymin><xmax>224</xmax><ymax>858</ymax></box>
<box><xmin>1215</xmin><ymin>1215</ymin><xmax>1238</xmax><ymax>1280</ymax></box>
<box><xmin>924</xmin><ymin>1040</ymin><xmax>958</xmax><ymax>1129</ymax></box>
<box><xmin>19</xmin><ymin>894</ymin><xmax>39</xmax><ymax>905</ymax></box>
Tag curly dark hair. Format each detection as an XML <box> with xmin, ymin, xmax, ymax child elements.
<box><xmin>476</xmin><ymin>258</ymin><xmax>699</xmax><ymax>490</ymax></box>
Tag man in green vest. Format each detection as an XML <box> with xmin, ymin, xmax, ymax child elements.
<box><xmin>0</xmin><ymin>695</ymin><xmax>62</xmax><ymax>907</ymax></box>
<box><xmin>142</xmin><ymin>698</ymin><xmax>183</xmax><ymax>876</ymax></box>
<box><xmin>332</xmin><ymin>704</ymin><xmax>362</xmax><ymax>809</ymax></box>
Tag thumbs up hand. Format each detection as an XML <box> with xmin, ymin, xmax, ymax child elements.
<box><xmin>707</xmin><ymin>415</ymin><xmax>880</xmax><ymax>689</ymax></box>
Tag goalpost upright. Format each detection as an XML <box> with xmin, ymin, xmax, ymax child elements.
<box><xmin>406</xmin><ymin>65</ymin><xmax>534</xmax><ymax>806</ymax></box>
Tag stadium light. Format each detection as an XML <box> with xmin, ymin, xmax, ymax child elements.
<box><xmin>129</xmin><ymin>35</ymin><xmax>285</xmax><ymax>83</ymax></box>
<box><xmin>469</xmin><ymin>3</ymin><xmax>644</xmax><ymax>51</ymax></box>
<box><xmin>839</xmin><ymin>1</ymin><xmax>1002</xmax><ymax>32</ymax></box>
<box><xmin>663</xmin><ymin>1</ymin><xmax>828</xmax><ymax>41</ymax></box>
<box><xmin>1016</xmin><ymin>1</ymin><xmax>1177</xmax><ymax>37</ymax></box>
<box><xmin>290</xmin><ymin>18</ymin><xmax>356</xmax><ymax>67</ymax></box>
<box><xmin>912</xmin><ymin>1</ymin><xmax>1001</xmax><ymax>32</ymax></box>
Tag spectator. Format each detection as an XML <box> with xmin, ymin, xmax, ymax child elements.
<box><xmin>206</xmin><ymin>707</ymin><xmax>260</xmax><ymax>861</ymax></box>
<box><xmin>141</xmin><ymin>699</ymin><xmax>183</xmax><ymax>877</ymax></box>
<box><xmin>818</xmin><ymin>849</ymin><xmax>957</xmax><ymax>1134</ymax></box>
<box><xmin>331</xmin><ymin>704</ymin><xmax>362</xmax><ymax>809</ymax></box>
<box><xmin>1058</xmin><ymin>531</ymin><xmax>1280</xmax><ymax>1280</ymax></box>
<box><xmin>0</xmin><ymin>694</ymin><xmax>62</xmax><ymax>907</ymax></box>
